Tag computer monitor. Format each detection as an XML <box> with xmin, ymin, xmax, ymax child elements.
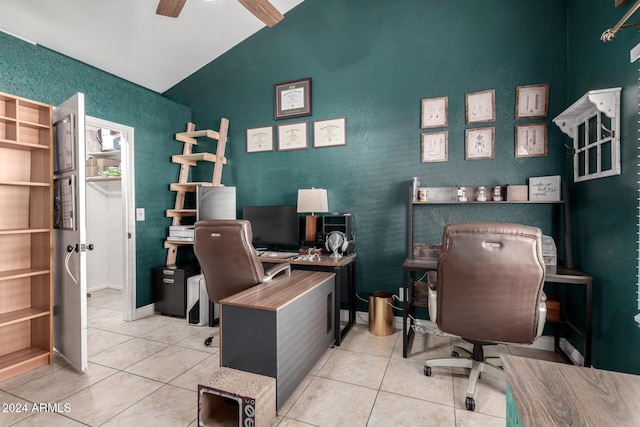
<box><xmin>242</xmin><ymin>205</ymin><xmax>299</xmax><ymax>249</ymax></box>
<box><xmin>196</xmin><ymin>186</ymin><xmax>236</xmax><ymax>221</ymax></box>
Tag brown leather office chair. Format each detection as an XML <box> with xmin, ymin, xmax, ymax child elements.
<box><xmin>424</xmin><ymin>222</ymin><xmax>547</xmax><ymax>411</ymax></box>
<box><xmin>193</xmin><ymin>219</ymin><xmax>291</xmax><ymax>345</ymax></box>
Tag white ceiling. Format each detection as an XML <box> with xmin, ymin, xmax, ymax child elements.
<box><xmin>0</xmin><ymin>0</ymin><xmax>304</xmax><ymax>93</ymax></box>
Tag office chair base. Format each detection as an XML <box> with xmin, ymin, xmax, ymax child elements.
<box><xmin>204</xmin><ymin>330</ymin><xmax>220</xmax><ymax>346</ymax></box>
<box><xmin>424</xmin><ymin>346</ymin><xmax>505</xmax><ymax>411</ymax></box>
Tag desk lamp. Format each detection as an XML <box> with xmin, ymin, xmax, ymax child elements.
<box><xmin>297</xmin><ymin>188</ymin><xmax>328</xmax><ymax>242</ymax></box>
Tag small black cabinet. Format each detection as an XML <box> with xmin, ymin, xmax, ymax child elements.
<box><xmin>152</xmin><ymin>265</ymin><xmax>199</xmax><ymax>317</ymax></box>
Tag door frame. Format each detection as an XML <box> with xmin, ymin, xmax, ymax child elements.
<box><xmin>85</xmin><ymin>116</ymin><xmax>136</xmax><ymax>321</ymax></box>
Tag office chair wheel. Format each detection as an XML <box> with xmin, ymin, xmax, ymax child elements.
<box><xmin>423</xmin><ymin>365</ymin><xmax>432</xmax><ymax>376</ymax></box>
<box><xmin>465</xmin><ymin>397</ymin><xmax>475</xmax><ymax>411</ymax></box>
<box><xmin>204</xmin><ymin>337</ymin><xmax>213</xmax><ymax>346</ymax></box>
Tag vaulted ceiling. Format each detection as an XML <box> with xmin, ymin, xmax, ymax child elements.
<box><xmin>0</xmin><ymin>0</ymin><xmax>304</xmax><ymax>93</ymax></box>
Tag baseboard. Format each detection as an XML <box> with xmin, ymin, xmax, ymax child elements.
<box><xmin>135</xmin><ymin>303</ymin><xmax>155</xmax><ymax>320</ymax></box>
<box><xmin>87</xmin><ymin>284</ymin><xmax>123</xmax><ymax>292</ymax></box>
<box><xmin>347</xmin><ymin>310</ymin><xmax>409</xmax><ymax>330</ymax></box>
<box><xmin>346</xmin><ymin>310</ymin><xmax>583</xmax><ymax>362</ymax></box>
<box><xmin>515</xmin><ymin>335</ymin><xmax>555</xmax><ymax>352</ymax></box>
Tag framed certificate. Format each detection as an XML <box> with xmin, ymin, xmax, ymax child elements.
<box><xmin>246</xmin><ymin>126</ymin><xmax>273</xmax><ymax>153</ymax></box>
<box><xmin>313</xmin><ymin>117</ymin><xmax>346</xmax><ymax>148</ymax></box>
<box><xmin>465</xmin><ymin>127</ymin><xmax>495</xmax><ymax>160</ymax></box>
<box><xmin>516</xmin><ymin>84</ymin><xmax>549</xmax><ymax>119</ymax></box>
<box><xmin>277</xmin><ymin>121</ymin><xmax>308</xmax><ymax>151</ymax></box>
<box><xmin>465</xmin><ymin>89</ymin><xmax>495</xmax><ymax>124</ymax></box>
<box><xmin>274</xmin><ymin>78</ymin><xmax>312</xmax><ymax>120</ymax></box>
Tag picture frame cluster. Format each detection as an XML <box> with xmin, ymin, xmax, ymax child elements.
<box><xmin>246</xmin><ymin>78</ymin><xmax>347</xmax><ymax>153</ymax></box>
<box><xmin>420</xmin><ymin>83</ymin><xmax>549</xmax><ymax>162</ymax></box>
<box><xmin>246</xmin><ymin>117</ymin><xmax>346</xmax><ymax>153</ymax></box>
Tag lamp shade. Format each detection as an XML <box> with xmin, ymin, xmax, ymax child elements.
<box><xmin>297</xmin><ymin>188</ymin><xmax>328</xmax><ymax>214</ymax></box>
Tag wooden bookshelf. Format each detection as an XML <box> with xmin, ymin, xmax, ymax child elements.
<box><xmin>0</xmin><ymin>91</ymin><xmax>53</xmax><ymax>381</ymax></box>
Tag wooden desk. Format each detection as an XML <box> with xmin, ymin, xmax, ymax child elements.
<box><xmin>402</xmin><ymin>258</ymin><xmax>593</xmax><ymax>366</ymax></box>
<box><xmin>220</xmin><ymin>270</ymin><xmax>335</xmax><ymax>408</ymax></box>
<box><xmin>545</xmin><ymin>266</ymin><xmax>593</xmax><ymax>366</ymax></box>
<box><xmin>259</xmin><ymin>253</ymin><xmax>356</xmax><ymax>346</ymax></box>
<box><xmin>502</xmin><ymin>355</ymin><xmax>640</xmax><ymax>427</ymax></box>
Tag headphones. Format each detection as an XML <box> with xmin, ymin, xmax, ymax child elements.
<box><xmin>325</xmin><ymin>231</ymin><xmax>350</xmax><ymax>254</ymax></box>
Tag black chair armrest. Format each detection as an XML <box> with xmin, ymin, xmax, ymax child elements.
<box><xmin>263</xmin><ymin>263</ymin><xmax>291</xmax><ymax>282</ymax></box>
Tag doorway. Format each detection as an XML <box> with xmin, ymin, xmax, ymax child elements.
<box><xmin>85</xmin><ymin>116</ymin><xmax>136</xmax><ymax>321</ymax></box>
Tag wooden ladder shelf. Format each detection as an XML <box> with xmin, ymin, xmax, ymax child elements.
<box><xmin>164</xmin><ymin>119</ymin><xmax>229</xmax><ymax>266</ymax></box>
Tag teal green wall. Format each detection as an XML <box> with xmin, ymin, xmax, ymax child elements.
<box><xmin>0</xmin><ymin>32</ymin><xmax>191</xmax><ymax>307</ymax></box>
<box><xmin>566</xmin><ymin>0</ymin><xmax>640</xmax><ymax>374</ymax></box>
<box><xmin>7</xmin><ymin>0</ymin><xmax>636</xmax><ymax>373</ymax></box>
<box><xmin>165</xmin><ymin>0</ymin><xmax>568</xmax><ymax>308</ymax></box>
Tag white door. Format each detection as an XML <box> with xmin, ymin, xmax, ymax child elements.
<box><xmin>53</xmin><ymin>93</ymin><xmax>88</xmax><ymax>372</ymax></box>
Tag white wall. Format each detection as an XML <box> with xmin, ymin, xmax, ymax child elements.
<box><xmin>86</xmin><ymin>180</ymin><xmax>123</xmax><ymax>291</ymax></box>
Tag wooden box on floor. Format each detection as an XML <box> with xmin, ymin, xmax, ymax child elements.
<box><xmin>198</xmin><ymin>367</ymin><xmax>276</xmax><ymax>427</ymax></box>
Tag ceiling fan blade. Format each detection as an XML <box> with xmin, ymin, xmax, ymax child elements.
<box><xmin>237</xmin><ymin>0</ymin><xmax>284</xmax><ymax>27</ymax></box>
<box><xmin>156</xmin><ymin>0</ymin><xmax>187</xmax><ymax>18</ymax></box>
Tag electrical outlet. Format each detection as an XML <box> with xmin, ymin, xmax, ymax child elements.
<box><xmin>136</xmin><ymin>208</ymin><xmax>145</xmax><ymax>221</ymax></box>
<box><xmin>398</xmin><ymin>287</ymin><xmax>404</xmax><ymax>302</ymax></box>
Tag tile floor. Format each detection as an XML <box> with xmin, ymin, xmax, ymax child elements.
<box><xmin>0</xmin><ymin>289</ymin><xmax>564</xmax><ymax>426</ymax></box>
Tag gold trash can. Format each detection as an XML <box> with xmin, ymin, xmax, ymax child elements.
<box><xmin>368</xmin><ymin>291</ymin><xmax>394</xmax><ymax>336</ymax></box>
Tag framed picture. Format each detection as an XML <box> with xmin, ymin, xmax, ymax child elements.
<box><xmin>53</xmin><ymin>113</ymin><xmax>75</xmax><ymax>173</ymax></box>
<box><xmin>54</xmin><ymin>176</ymin><xmax>76</xmax><ymax>230</ymax></box>
<box><xmin>277</xmin><ymin>121</ymin><xmax>308</xmax><ymax>151</ymax></box>
<box><xmin>515</xmin><ymin>123</ymin><xmax>548</xmax><ymax>158</ymax></box>
<box><xmin>421</xmin><ymin>96</ymin><xmax>448</xmax><ymax>128</ymax></box>
<box><xmin>421</xmin><ymin>131</ymin><xmax>448</xmax><ymax>163</ymax></box>
<box><xmin>465</xmin><ymin>89</ymin><xmax>495</xmax><ymax>124</ymax></box>
<box><xmin>516</xmin><ymin>83</ymin><xmax>549</xmax><ymax>119</ymax></box>
<box><xmin>274</xmin><ymin>78</ymin><xmax>312</xmax><ymax>120</ymax></box>
<box><xmin>465</xmin><ymin>127</ymin><xmax>495</xmax><ymax>160</ymax></box>
<box><xmin>313</xmin><ymin>117</ymin><xmax>346</xmax><ymax>148</ymax></box>
<box><xmin>246</xmin><ymin>126</ymin><xmax>273</xmax><ymax>153</ymax></box>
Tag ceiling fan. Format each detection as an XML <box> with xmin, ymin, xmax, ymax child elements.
<box><xmin>156</xmin><ymin>0</ymin><xmax>284</xmax><ymax>27</ymax></box>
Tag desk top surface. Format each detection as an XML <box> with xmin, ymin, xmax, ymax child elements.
<box><xmin>259</xmin><ymin>253</ymin><xmax>356</xmax><ymax>267</ymax></box>
<box><xmin>502</xmin><ymin>355</ymin><xmax>640</xmax><ymax>427</ymax></box>
<box><xmin>219</xmin><ymin>270</ymin><xmax>335</xmax><ymax>311</ymax></box>
<box><xmin>402</xmin><ymin>258</ymin><xmax>592</xmax><ymax>284</ymax></box>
